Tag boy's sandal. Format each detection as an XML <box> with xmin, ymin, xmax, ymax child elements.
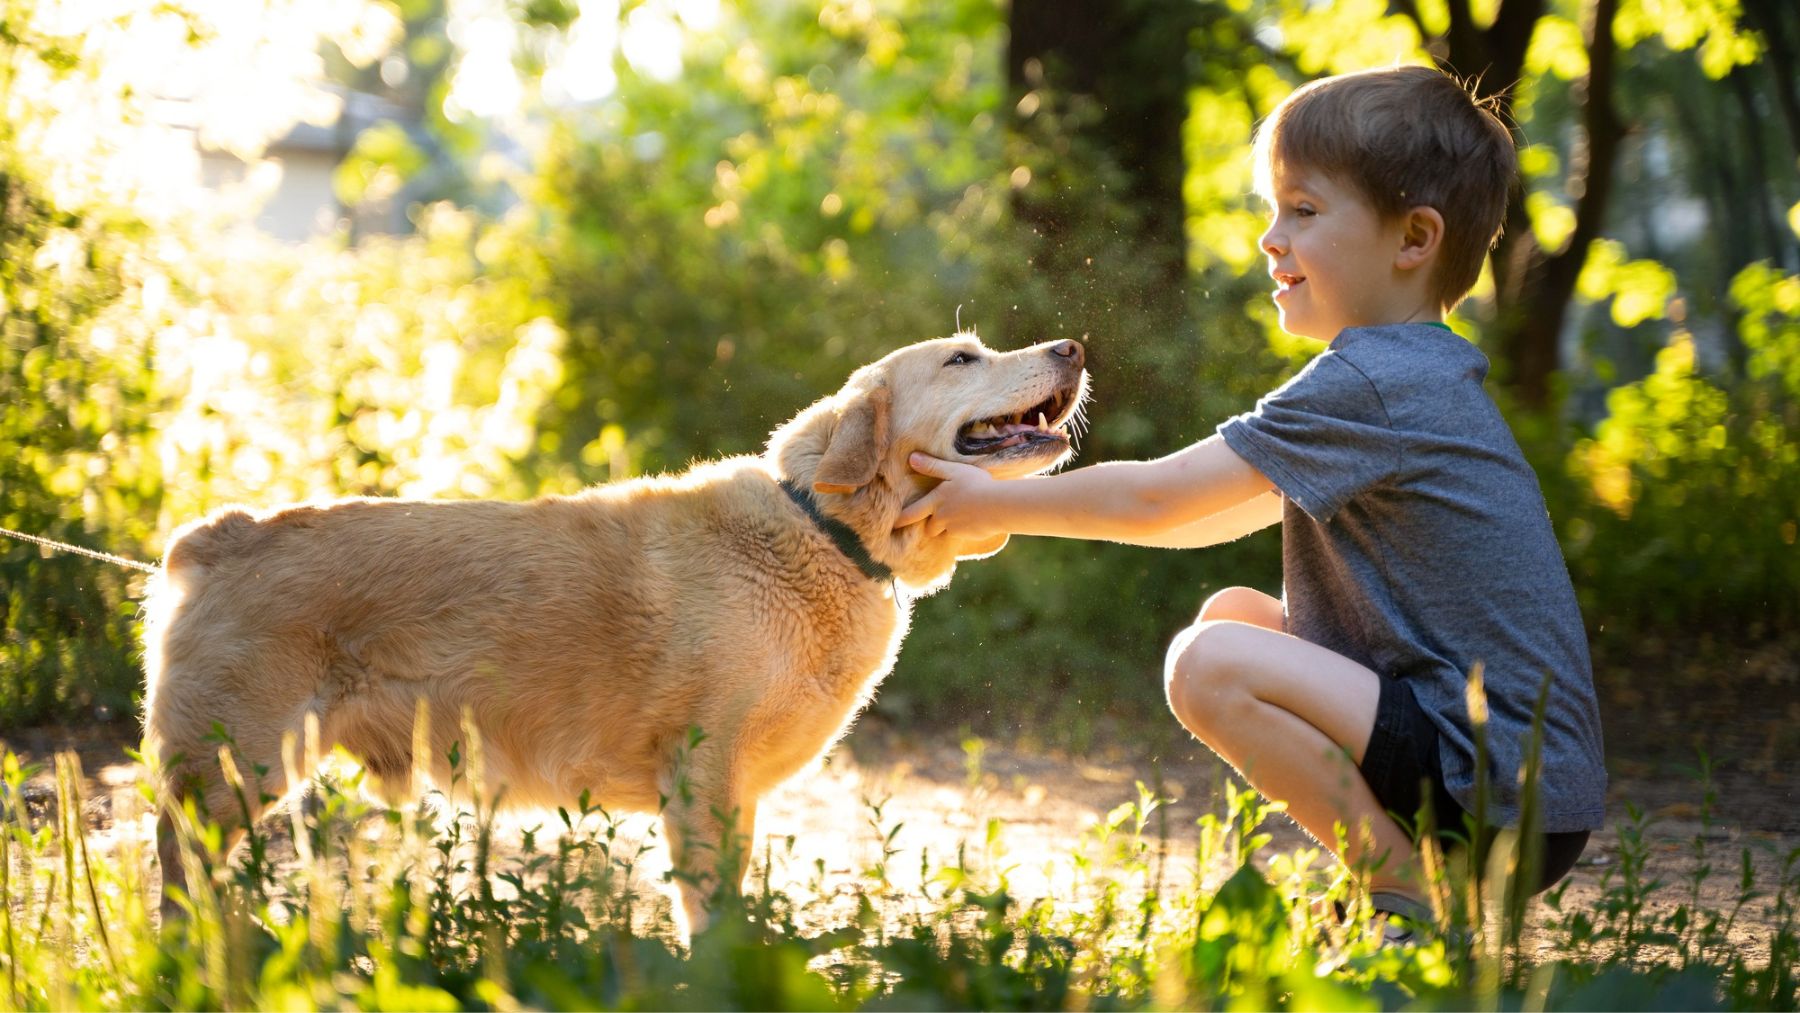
<box><xmin>1368</xmin><ymin>890</ymin><xmax>1434</xmax><ymax>948</ymax></box>
<box><xmin>1320</xmin><ymin>891</ymin><xmax>1434</xmax><ymax>947</ymax></box>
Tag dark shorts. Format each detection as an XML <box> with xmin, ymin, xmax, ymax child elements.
<box><xmin>1359</xmin><ymin>675</ymin><xmax>1588</xmax><ymax>894</ymax></box>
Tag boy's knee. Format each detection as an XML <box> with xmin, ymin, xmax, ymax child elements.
<box><xmin>1164</xmin><ymin>620</ymin><xmax>1257</xmax><ymax>731</ymax></box>
<box><xmin>1196</xmin><ymin>585</ymin><xmax>1280</xmax><ymax>628</ymax></box>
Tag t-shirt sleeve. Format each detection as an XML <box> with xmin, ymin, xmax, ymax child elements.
<box><xmin>1216</xmin><ymin>351</ymin><xmax>1400</xmax><ymax>523</ymax></box>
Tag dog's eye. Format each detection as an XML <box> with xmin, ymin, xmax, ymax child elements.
<box><xmin>944</xmin><ymin>351</ymin><xmax>979</xmax><ymax>366</ymax></box>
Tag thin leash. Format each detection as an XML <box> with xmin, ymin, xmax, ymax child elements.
<box><xmin>0</xmin><ymin>525</ymin><xmax>159</xmax><ymax>574</ymax></box>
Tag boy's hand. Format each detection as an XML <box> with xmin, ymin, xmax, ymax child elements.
<box><xmin>893</xmin><ymin>453</ymin><xmax>1006</xmax><ymax>539</ymax></box>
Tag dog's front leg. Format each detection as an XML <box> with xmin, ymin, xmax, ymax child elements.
<box><xmin>659</xmin><ymin>773</ymin><xmax>756</xmax><ymax>941</ymax></box>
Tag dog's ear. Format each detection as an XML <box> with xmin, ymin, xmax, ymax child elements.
<box><xmin>813</xmin><ymin>384</ymin><xmax>890</xmax><ymax>495</ymax></box>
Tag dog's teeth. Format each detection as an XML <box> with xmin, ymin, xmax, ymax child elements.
<box><xmin>1038</xmin><ymin>412</ymin><xmax>1049</xmax><ymax>431</ymax></box>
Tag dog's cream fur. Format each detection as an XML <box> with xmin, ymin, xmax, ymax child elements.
<box><xmin>142</xmin><ymin>334</ymin><xmax>1086</xmax><ymax>932</ymax></box>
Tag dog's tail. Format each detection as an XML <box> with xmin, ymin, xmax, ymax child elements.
<box><xmin>162</xmin><ymin>508</ymin><xmax>264</xmax><ymax>573</ymax></box>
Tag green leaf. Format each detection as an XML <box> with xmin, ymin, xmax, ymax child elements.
<box><xmin>1528</xmin><ymin>190</ymin><xmax>1577</xmax><ymax>251</ymax></box>
<box><xmin>1525</xmin><ymin>14</ymin><xmax>1589</xmax><ymax>80</ymax></box>
<box><xmin>1576</xmin><ymin>239</ymin><xmax>1677</xmax><ymax>326</ymax></box>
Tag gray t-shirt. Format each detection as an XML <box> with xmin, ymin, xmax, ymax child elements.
<box><xmin>1217</xmin><ymin>322</ymin><xmax>1605</xmax><ymax>833</ymax></box>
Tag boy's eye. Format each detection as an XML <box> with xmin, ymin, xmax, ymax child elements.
<box><xmin>1294</xmin><ymin>204</ymin><xmax>1317</xmax><ymax>218</ymax></box>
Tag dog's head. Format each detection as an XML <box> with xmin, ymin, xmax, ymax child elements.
<box><xmin>769</xmin><ymin>333</ymin><xmax>1088</xmax><ymax>592</ymax></box>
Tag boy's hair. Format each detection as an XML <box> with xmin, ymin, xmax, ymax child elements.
<box><xmin>1252</xmin><ymin>65</ymin><xmax>1518</xmax><ymax>313</ymax></box>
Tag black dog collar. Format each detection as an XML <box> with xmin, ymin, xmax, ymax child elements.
<box><xmin>778</xmin><ymin>478</ymin><xmax>894</xmax><ymax>584</ymax></box>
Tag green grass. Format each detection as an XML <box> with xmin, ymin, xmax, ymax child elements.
<box><xmin>1</xmin><ymin>741</ymin><xmax>1796</xmax><ymax>1012</ymax></box>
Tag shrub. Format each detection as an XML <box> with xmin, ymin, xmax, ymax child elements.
<box><xmin>1560</xmin><ymin>261</ymin><xmax>1800</xmax><ymax>638</ymax></box>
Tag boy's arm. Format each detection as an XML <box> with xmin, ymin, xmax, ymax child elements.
<box><xmin>1109</xmin><ymin>490</ymin><xmax>1282</xmax><ymax>548</ymax></box>
<box><xmin>895</xmin><ymin>434</ymin><xmax>1277</xmax><ymax>543</ymax></box>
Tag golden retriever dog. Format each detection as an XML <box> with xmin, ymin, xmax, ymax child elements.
<box><xmin>142</xmin><ymin>333</ymin><xmax>1087</xmax><ymax>934</ymax></box>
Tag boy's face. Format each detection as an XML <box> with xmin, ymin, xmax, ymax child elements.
<box><xmin>1258</xmin><ymin>167</ymin><xmax>1418</xmax><ymax>340</ymax></box>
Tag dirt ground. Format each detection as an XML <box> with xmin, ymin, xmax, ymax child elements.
<box><xmin>6</xmin><ymin>671</ymin><xmax>1797</xmax><ymax>969</ymax></box>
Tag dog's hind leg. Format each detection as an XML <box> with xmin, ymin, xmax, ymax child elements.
<box><xmin>146</xmin><ymin>661</ymin><xmax>324</xmax><ymax>924</ymax></box>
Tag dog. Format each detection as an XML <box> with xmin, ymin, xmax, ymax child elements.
<box><xmin>142</xmin><ymin>333</ymin><xmax>1087</xmax><ymax>934</ymax></box>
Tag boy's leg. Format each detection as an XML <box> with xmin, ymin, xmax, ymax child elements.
<box><xmin>1166</xmin><ymin>586</ymin><xmax>1423</xmax><ymax>898</ymax></box>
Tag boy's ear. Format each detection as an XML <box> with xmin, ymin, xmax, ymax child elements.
<box><xmin>1396</xmin><ymin>206</ymin><xmax>1445</xmax><ymax>271</ymax></box>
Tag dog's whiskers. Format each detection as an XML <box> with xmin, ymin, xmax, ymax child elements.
<box><xmin>1066</xmin><ymin>398</ymin><xmax>1094</xmax><ymax>451</ymax></box>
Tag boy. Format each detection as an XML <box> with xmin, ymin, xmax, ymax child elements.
<box><xmin>895</xmin><ymin>66</ymin><xmax>1605</xmax><ymax>930</ymax></box>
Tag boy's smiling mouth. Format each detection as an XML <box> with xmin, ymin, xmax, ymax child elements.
<box><xmin>1273</xmin><ymin>271</ymin><xmax>1305</xmax><ymax>295</ymax></box>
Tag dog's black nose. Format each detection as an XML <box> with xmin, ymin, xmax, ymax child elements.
<box><xmin>1051</xmin><ymin>340</ymin><xmax>1085</xmax><ymax>368</ymax></box>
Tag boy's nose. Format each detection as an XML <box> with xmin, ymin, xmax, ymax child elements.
<box><xmin>1259</xmin><ymin>224</ymin><xmax>1286</xmax><ymax>256</ymax></box>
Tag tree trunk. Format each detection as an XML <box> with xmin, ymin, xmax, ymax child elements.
<box><xmin>1742</xmin><ymin>0</ymin><xmax>1800</xmax><ymax>163</ymax></box>
<box><xmin>1668</xmin><ymin>68</ymin><xmax>1744</xmax><ymax>289</ymax></box>
<box><xmin>1003</xmin><ymin>0</ymin><xmax>1193</xmax><ymax>343</ymax></box>
<box><xmin>1432</xmin><ymin>0</ymin><xmax>1623</xmax><ymax>409</ymax></box>
<box><xmin>1727</xmin><ymin>66</ymin><xmax>1794</xmax><ymax>270</ymax></box>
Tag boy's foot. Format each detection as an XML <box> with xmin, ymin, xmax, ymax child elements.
<box><xmin>1319</xmin><ymin>890</ymin><xmax>1435</xmax><ymax>947</ymax></box>
<box><xmin>1374</xmin><ymin>911</ymin><xmax>1419</xmax><ymax>946</ymax></box>
<box><xmin>1368</xmin><ymin>890</ymin><xmax>1433</xmax><ymax>948</ymax></box>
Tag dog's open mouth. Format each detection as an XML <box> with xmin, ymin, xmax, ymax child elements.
<box><xmin>953</xmin><ymin>386</ymin><xmax>1078</xmax><ymax>457</ymax></box>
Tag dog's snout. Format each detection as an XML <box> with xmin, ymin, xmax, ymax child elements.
<box><xmin>1051</xmin><ymin>340</ymin><xmax>1084</xmax><ymax>368</ymax></box>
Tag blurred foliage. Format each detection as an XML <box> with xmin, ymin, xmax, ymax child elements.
<box><xmin>0</xmin><ymin>128</ymin><xmax>152</xmax><ymax>726</ymax></box>
<box><xmin>1</xmin><ymin>0</ymin><xmax>1797</xmax><ymax>740</ymax></box>
<box><xmin>1562</xmin><ymin>263</ymin><xmax>1800</xmax><ymax>636</ymax></box>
